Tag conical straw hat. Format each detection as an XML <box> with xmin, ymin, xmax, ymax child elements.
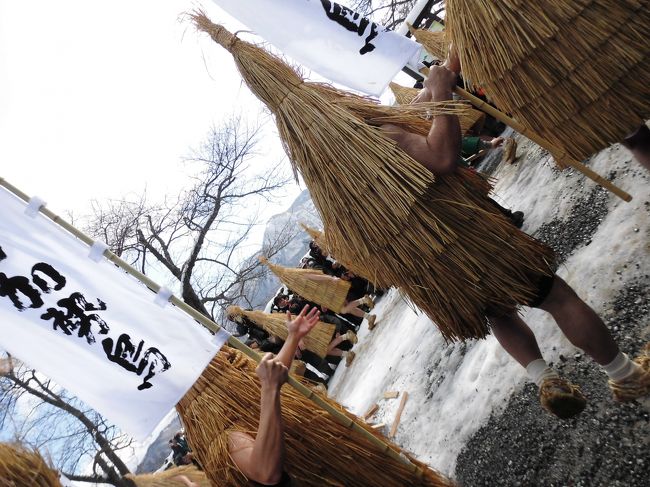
<box><xmin>177</xmin><ymin>347</ymin><xmax>455</xmax><ymax>487</ymax></box>
<box><xmin>408</xmin><ymin>24</ymin><xmax>447</xmax><ymax>60</ymax></box>
<box><xmin>259</xmin><ymin>257</ymin><xmax>351</xmax><ymax>313</ymax></box>
<box><xmin>193</xmin><ymin>13</ymin><xmax>555</xmax><ymax>342</ymax></box>
<box><xmin>388</xmin><ymin>82</ymin><xmax>486</xmax><ymax>134</ymax></box>
<box><xmin>446</xmin><ymin>0</ymin><xmax>650</xmax><ymax>162</ymax></box>
<box><xmin>227</xmin><ymin>305</ymin><xmax>336</xmax><ymax>358</ymax></box>
<box><xmin>0</xmin><ymin>443</ymin><xmax>62</xmax><ymax>487</ymax></box>
<box><xmin>126</xmin><ymin>466</ymin><xmax>210</xmax><ymax>487</ymax></box>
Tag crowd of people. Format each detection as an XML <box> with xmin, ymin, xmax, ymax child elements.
<box><xmin>230</xmin><ymin>239</ymin><xmax>383</xmax><ymax>388</ymax></box>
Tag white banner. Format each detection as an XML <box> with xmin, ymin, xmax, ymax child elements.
<box><xmin>0</xmin><ymin>186</ymin><xmax>225</xmax><ymax>440</ymax></box>
<box><xmin>211</xmin><ymin>0</ymin><xmax>421</xmax><ymax>96</ymax></box>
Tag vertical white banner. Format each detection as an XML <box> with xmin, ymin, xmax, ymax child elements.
<box><xmin>0</xmin><ymin>186</ymin><xmax>224</xmax><ymax>440</ymax></box>
<box><xmin>211</xmin><ymin>0</ymin><xmax>421</xmax><ymax>95</ymax></box>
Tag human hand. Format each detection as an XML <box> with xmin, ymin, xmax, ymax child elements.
<box><xmin>411</xmin><ymin>86</ymin><xmax>432</xmax><ymax>104</ymax></box>
<box><xmin>490</xmin><ymin>137</ymin><xmax>504</xmax><ymax>148</ymax></box>
<box><xmin>286</xmin><ymin>305</ymin><xmax>320</xmax><ymax>339</ymax></box>
<box><xmin>423</xmin><ymin>64</ymin><xmax>457</xmax><ymax>102</ymax></box>
<box><xmin>256</xmin><ymin>353</ymin><xmax>289</xmax><ymax>390</ymax></box>
<box><xmin>442</xmin><ymin>43</ymin><xmax>461</xmax><ymax>74</ymax></box>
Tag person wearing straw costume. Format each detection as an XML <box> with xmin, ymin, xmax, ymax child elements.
<box><xmin>189</xmin><ymin>13</ymin><xmax>648</xmax><ymax>421</ymax></box>
<box><xmin>381</xmin><ymin>49</ymin><xmax>650</xmax><ymax>417</ymax></box>
<box><xmin>259</xmin><ymin>256</ymin><xmax>377</xmax><ymax>329</ymax></box>
<box><xmin>444</xmin><ymin>0</ymin><xmax>650</xmax><ymax>172</ymax></box>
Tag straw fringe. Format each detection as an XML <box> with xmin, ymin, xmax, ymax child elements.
<box><xmin>388</xmin><ymin>82</ymin><xmax>486</xmax><ymax>134</ymax></box>
<box><xmin>177</xmin><ymin>347</ymin><xmax>455</xmax><ymax>487</ymax></box>
<box><xmin>446</xmin><ymin>0</ymin><xmax>650</xmax><ymax>161</ymax></box>
<box><xmin>227</xmin><ymin>306</ymin><xmax>336</xmax><ymax>358</ymax></box>
<box><xmin>260</xmin><ymin>258</ymin><xmax>351</xmax><ymax>314</ymax></box>
<box><xmin>126</xmin><ymin>466</ymin><xmax>210</xmax><ymax>487</ymax></box>
<box><xmin>408</xmin><ymin>25</ymin><xmax>448</xmax><ymax>60</ymax></box>
<box><xmin>193</xmin><ymin>12</ymin><xmax>557</xmax><ymax>342</ymax></box>
<box><xmin>0</xmin><ymin>443</ymin><xmax>62</xmax><ymax>487</ymax></box>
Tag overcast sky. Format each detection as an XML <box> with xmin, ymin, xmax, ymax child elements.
<box><xmin>0</xmin><ymin>1</ymin><xmax>301</xmax><ymax>228</ymax></box>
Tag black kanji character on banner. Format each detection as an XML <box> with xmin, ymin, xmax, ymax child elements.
<box><xmin>102</xmin><ymin>333</ymin><xmax>171</xmax><ymax>390</ymax></box>
<box><xmin>31</xmin><ymin>263</ymin><xmax>66</xmax><ymax>293</ymax></box>
<box><xmin>321</xmin><ymin>0</ymin><xmax>381</xmax><ymax>54</ymax></box>
<box><xmin>0</xmin><ymin>273</ymin><xmax>44</xmax><ymax>311</ymax></box>
<box><xmin>0</xmin><ymin>246</ymin><xmax>6</xmax><ymax>262</ymax></box>
<box><xmin>41</xmin><ymin>292</ymin><xmax>109</xmax><ymax>344</ymax></box>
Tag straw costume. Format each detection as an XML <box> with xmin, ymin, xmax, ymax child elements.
<box><xmin>445</xmin><ymin>0</ymin><xmax>650</xmax><ymax>163</ymax></box>
<box><xmin>177</xmin><ymin>346</ymin><xmax>454</xmax><ymax>487</ymax></box>
<box><xmin>227</xmin><ymin>305</ymin><xmax>336</xmax><ymax>358</ymax></box>
<box><xmin>192</xmin><ymin>13</ymin><xmax>555</xmax><ymax>342</ymax></box>
<box><xmin>0</xmin><ymin>443</ymin><xmax>62</xmax><ymax>487</ymax></box>
<box><xmin>259</xmin><ymin>257</ymin><xmax>354</xmax><ymax>314</ymax></box>
<box><xmin>126</xmin><ymin>466</ymin><xmax>210</xmax><ymax>487</ymax></box>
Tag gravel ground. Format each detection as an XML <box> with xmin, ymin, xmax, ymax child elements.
<box><xmin>454</xmin><ymin>140</ymin><xmax>650</xmax><ymax>487</ymax></box>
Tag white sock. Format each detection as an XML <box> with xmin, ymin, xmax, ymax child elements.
<box><xmin>526</xmin><ymin>359</ymin><xmax>559</xmax><ymax>387</ymax></box>
<box><xmin>602</xmin><ymin>351</ymin><xmax>641</xmax><ymax>382</ymax></box>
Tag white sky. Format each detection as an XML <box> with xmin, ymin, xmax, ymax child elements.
<box><xmin>0</xmin><ymin>0</ymin><xmax>301</xmax><ymax>228</ymax></box>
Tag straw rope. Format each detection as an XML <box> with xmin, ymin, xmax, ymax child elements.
<box><xmin>0</xmin><ymin>443</ymin><xmax>62</xmax><ymax>487</ymax></box>
<box><xmin>388</xmin><ymin>82</ymin><xmax>486</xmax><ymax>134</ymax></box>
<box><xmin>177</xmin><ymin>347</ymin><xmax>454</xmax><ymax>487</ymax></box>
<box><xmin>446</xmin><ymin>0</ymin><xmax>650</xmax><ymax>162</ymax></box>
<box><xmin>227</xmin><ymin>306</ymin><xmax>336</xmax><ymax>358</ymax></box>
<box><xmin>126</xmin><ymin>466</ymin><xmax>210</xmax><ymax>487</ymax></box>
<box><xmin>259</xmin><ymin>257</ymin><xmax>351</xmax><ymax>314</ymax></box>
<box><xmin>193</xmin><ymin>13</ymin><xmax>557</xmax><ymax>341</ymax></box>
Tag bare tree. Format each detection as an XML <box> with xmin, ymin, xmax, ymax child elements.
<box><xmin>350</xmin><ymin>0</ymin><xmax>445</xmax><ymax>30</ymax></box>
<box><xmin>86</xmin><ymin>115</ymin><xmax>296</xmax><ymax>322</ymax></box>
<box><xmin>0</xmin><ymin>356</ymin><xmax>136</xmax><ymax>487</ymax></box>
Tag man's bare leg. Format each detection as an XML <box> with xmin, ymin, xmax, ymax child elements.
<box><xmin>621</xmin><ymin>123</ymin><xmax>650</xmax><ymax>171</ymax></box>
<box><xmin>537</xmin><ymin>276</ymin><xmax>618</xmax><ymax>365</ymax></box>
<box><xmin>489</xmin><ymin>309</ymin><xmax>587</xmax><ymax>418</ymax></box>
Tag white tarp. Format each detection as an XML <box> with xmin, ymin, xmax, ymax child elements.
<box><xmin>0</xmin><ymin>186</ymin><xmax>225</xmax><ymax>440</ymax></box>
<box><xmin>211</xmin><ymin>0</ymin><xmax>422</xmax><ymax>96</ymax></box>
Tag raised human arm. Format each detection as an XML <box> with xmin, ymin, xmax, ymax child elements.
<box><xmin>228</xmin><ymin>353</ymin><xmax>288</xmax><ymax>485</ymax></box>
<box><xmin>382</xmin><ymin>64</ymin><xmax>461</xmax><ymax>175</ymax></box>
<box><xmin>276</xmin><ymin>305</ymin><xmax>320</xmax><ymax>368</ymax></box>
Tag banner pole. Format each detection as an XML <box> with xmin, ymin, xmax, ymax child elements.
<box><xmin>0</xmin><ymin>176</ymin><xmax>427</xmax><ymax>476</ymax></box>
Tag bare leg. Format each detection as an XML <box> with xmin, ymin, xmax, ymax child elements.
<box><xmin>621</xmin><ymin>124</ymin><xmax>650</xmax><ymax>171</ymax></box>
<box><xmin>340</xmin><ymin>299</ymin><xmax>366</xmax><ymax>318</ymax></box>
<box><xmin>327</xmin><ymin>333</ymin><xmax>347</xmax><ymax>354</ymax></box>
<box><xmin>489</xmin><ymin>311</ymin><xmax>544</xmax><ymax>367</ymax></box>
<box><xmin>537</xmin><ymin>276</ymin><xmax>618</xmax><ymax>365</ymax></box>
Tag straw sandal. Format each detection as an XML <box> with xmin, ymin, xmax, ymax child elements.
<box><xmin>344</xmin><ymin>351</ymin><xmax>356</xmax><ymax>366</ymax></box>
<box><xmin>539</xmin><ymin>377</ymin><xmax>586</xmax><ymax>419</ymax></box>
<box><xmin>502</xmin><ymin>137</ymin><xmax>518</xmax><ymax>164</ymax></box>
<box><xmin>367</xmin><ymin>314</ymin><xmax>377</xmax><ymax>330</ymax></box>
<box><xmin>361</xmin><ymin>295</ymin><xmax>375</xmax><ymax>310</ymax></box>
<box><xmin>345</xmin><ymin>330</ymin><xmax>358</xmax><ymax>344</ymax></box>
<box><xmin>609</xmin><ymin>344</ymin><xmax>650</xmax><ymax>402</ymax></box>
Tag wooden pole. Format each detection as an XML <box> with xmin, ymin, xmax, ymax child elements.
<box><xmin>0</xmin><ymin>176</ymin><xmax>427</xmax><ymax>479</ymax></box>
<box><xmin>453</xmin><ymin>87</ymin><xmax>632</xmax><ymax>202</ymax></box>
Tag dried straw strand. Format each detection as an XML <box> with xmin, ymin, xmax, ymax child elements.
<box><xmin>0</xmin><ymin>443</ymin><xmax>62</xmax><ymax>487</ymax></box>
<box><xmin>408</xmin><ymin>24</ymin><xmax>448</xmax><ymax>60</ymax></box>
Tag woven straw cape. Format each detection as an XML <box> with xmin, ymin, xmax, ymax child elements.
<box><xmin>193</xmin><ymin>13</ymin><xmax>555</xmax><ymax>342</ymax></box>
<box><xmin>126</xmin><ymin>466</ymin><xmax>210</xmax><ymax>487</ymax></box>
<box><xmin>259</xmin><ymin>257</ymin><xmax>351</xmax><ymax>314</ymax></box>
<box><xmin>0</xmin><ymin>443</ymin><xmax>62</xmax><ymax>487</ymax></box>
<box><xmin>227</xmin><ymin>305</ymin><xmax>336</xmax><ymax>358</ymax></box>
<box><xmin>446</xmin><ymin>0</ymin><xmax>650</xmax><ymax>162</ymax></box>
<box><xmin>408</xmin><ymin>24</ymin><xmax>448</xmax><ymax>60</ymax></box>
<box><xmin>177</xmin><ymin>347</ymin><xmax>454</xmax><ymax>487</ymax></box>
